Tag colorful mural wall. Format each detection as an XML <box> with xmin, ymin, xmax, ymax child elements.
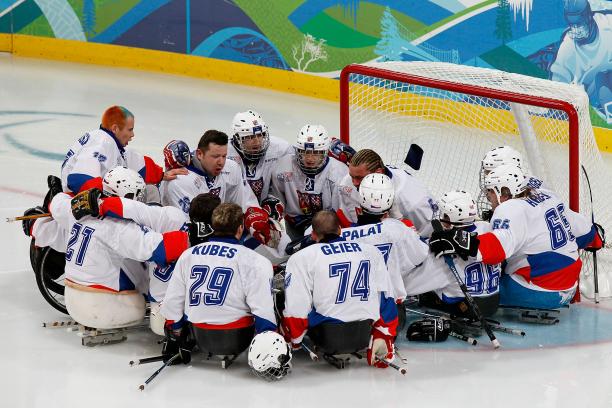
<box><xmin>1</xmin><ymin>0</ymin><xmax>610</xmax><ymax>128</ymax></box>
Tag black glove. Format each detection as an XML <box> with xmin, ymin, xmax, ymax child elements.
<box><xmin>22</xmin><ymin>206</ymin><xmax>46</xmax><ymax>237</ymax></box>
<box><xmin>188</xmin><ymin>221</ymin><xmax>214</xmax><ymax>247</ymax></box>
<box><xmin>162</xmin><ymin>325</ymin><xmax>196</xmax><ymax>365</ymax></box>
<box><xmin>406</xmin><ymin>318</ymin><xmax>450</xmax><ymax>342</ymax></box>
<box><xmin>481</xmin><ymin>209</ymin><xmax>493</xmax><ymax>222</ymax></box>
<box><xmin>71</xmin><ymin>188</ymin><xmax>102</xmax><ymax>220</ymax></box>
<box><xmin>43</xmin><ymin>175</ymin><xmax>63</xmax><ymax>212</ymax></box>
<box><xmin>285</xmin><ymin>234</ymin><xmax>315</xmax><ymax>255</ymax></box>
<box><xmin>429</xmin><ymin>228</ymin><xmax>479</xmax><ymax>261</ymax></box>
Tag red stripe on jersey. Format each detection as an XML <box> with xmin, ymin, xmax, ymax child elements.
<box><xmin>514</xmin><ymin>258</ymin><xmax>582</xmax><ymax>291</ymax></box>
<box><xmin>79</xmin><ymin>177</ymin><xmax>103</xmax><ymax>193</ymax></box>
<box><xmin>143</xmin><ymin>156</ymin><xmax>164</xmax><ymax>184</ymax></box>
<box><xmin>400</xmin><ymin>219</ymin><xmax>415</xmax><ymax>229</ymax></box>
<box><xmin>336</xmin><ymin>209</ymin><xmax>352</xmax><ymax>228</ymax></box>
<box><xmin>66</xmin><ymin>278</ymin><xmax>118</xmax><ymax>293</ymax></box>
<box><xmin>478</xmin><ymin>232</ymin><xmax>507</xmax><ymax>265</ymax></box>
<box><xmin>193</xmin><ymin>316</ymin><xmax>254</xmax><ymax>330</ymax></box>
<box><xmin>162</xmin><ymin>231</ymin><xmax>188</xmax><ymax>263</ymax></box>
<box><xmin>282</xmin><ymin>316</ymin><xmax>309</xmax><ymax>343</ymax></box>
<box><xmin>100</xmin><ymin>196</ymin><xmax>124</xmax><ymax>217</ymax></box>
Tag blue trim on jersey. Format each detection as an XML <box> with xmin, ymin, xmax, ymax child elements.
<box><xmin>243</xmin><ymin>237</ymin><xmax>260</xmax><ymax>250</ymax></box>
<box><xmin>118</xmin><ymin>269</ymin><xmax>136</xmax><ymax>291</ymax></box>
<box><xmin>526</xmin><ymin>252</ymin><xmax>576</xmax><ymax>278</ymax></box>
<box><xmin>441</xmin><ymin>294</ymin><xmax>465</xmax><ymax>304</ymax></box>
<box><xmin>169</xmin><ymin>315</ymin><xmax>188</xmax><ymax>330</ymax></box>
<box><xmin>99</xmin><ymin>125</ymin><xmax>125</xmax><ymax>154</ymax></box>
<box><xmin>208</xmin><ymin>237</ymin><xmax>241</xmax><ymax>245</ymax></box>
<box><xmin>379</xmin><ymin>293</ymin><xmax>398</xmax><ymax>323</ymax></box>
<box><xmin>254</xmin><ymin>316</ymin><xmax>277</xmax><ymax>333</ymax></box>
<box><xmin>146</xmin><ymin>292</ymin><xmax>157</xmax><ymax>303</ymax></box>
<box><xmin>67</xmin><ymin>173</ymin><xmax>94</xmax><ymax>193</ymax></box>
<box><xmin>500</xmin><ymin>274</ymin><xmax>573</xmax><ymax>309</ymax></box>
<box><xmin>576</xmin><ymin>225</ymin><xmax>596</xmax><ymax>249</ymax></box>
<box><xmin>308</xmin><ymin>309</ymin><xmax>343</xmax><ymax>327</ymax></box>
<box><xmin>383</xmin><ymin>166</ymin><xmax>393</xmax><ymax>179</ymax></box>
<box><xmin>150</xmin><ymin>240</ymin><xmax>168</xmax><ymax>265</ymax></box>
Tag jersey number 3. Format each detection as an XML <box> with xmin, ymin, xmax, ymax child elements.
<box><xmin>329</xmin><ymin>261</ymin><xmax>370</xmax><ymax>304</ymax></box>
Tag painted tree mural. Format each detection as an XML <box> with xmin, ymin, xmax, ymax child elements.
<box><xmin>495</xmin><ymin>0</ymin><xmax>513</xmax><ymax>45</ymax></box>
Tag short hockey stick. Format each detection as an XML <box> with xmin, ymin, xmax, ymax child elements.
<box><xmin>139</xmin><ymin>353</ymin><xmax>180</xmax><ymax>391</ymax></box>
<box><xmin>129</xmin><ymin>355</ymin><xmax>165</xmax><ymax>366</ymax></box>
<box><xmin>6</xmin><ymin>212</ymin><xmax>51</xmax><ymax>222</ymax></box>
<box><xmin>374</xmin><ymin>357</ymin><xmax>407</xmax><ymax>375</ymax></box>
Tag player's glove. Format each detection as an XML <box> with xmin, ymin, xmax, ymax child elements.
<box><xmin>406</xmin><ymin>318</ymin><xmax>451</xmax><ymax>342</ymax></box>
<box><xmin>285</xmin><ymin>214</ymin><xmax>313</xmax><ymax>231</ymax></box>
<box><xmin>245</xmin><ymin>207</ymin><xmax>281</xmax><ymax>248</ymax></box>
<box><xmin>328</xmin><ymin>138</ymin><xmax>356</xmax><ymax>165</ymax></box>
<box><xmin>367</xmin><ymin>329</ymin><xmax>395</xmax><ymax>369</ymax></box>
<box><xmin>163</xmin><ymin>140</ymin><xmax>191</xmax><ymax>170</ymax></box>
<box><xmin>22</xmin><ymin>206</ymin><xmax>46</xmax><ymax>237</ymax></box>
<box><xmin>585</xmin><ymin>223</ymin><xmax>606</xmax><ymax>253</ymax></box>
<box><xmin>480</xmin><ymin>209</ymin><xmax>493</xmax><ymax>223</ymax></box>
<box><xmin>187</xmin><ymin>221</ymin><xmax>214</xmax><ymax>247</ymax></box>
<box><xmin>429</xmin><ymin>228</ymin><xmax>480</xmax><ymax>261</ymax></box>
<box><xmin>71</xmin><ymin>188</ymin><xmax>102</xmax><ymax>220</ymax></box>
<box><xmin>285</xmin><ymin>234</ymin><xmax>315</xmax><ymax>255</ymax></box>
<box><xmin>162</xmin><ymin>323</ymin><xmax>195</xmax><ymax>365</ymax></box>
<box><xmin>261</xmin><ymin>195</ymin><xmax>285</xmax><ymax>222</ymax></box>
<box><xmin>43</xmin><ymin>175</ymin><xmax>63</xmax><ymax>212</ymax></box>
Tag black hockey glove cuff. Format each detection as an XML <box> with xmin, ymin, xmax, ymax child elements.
<box><xmin>22</xmin><ymin>206</ymin><xmax>46</xmax><ymax>237</ymax></box>
<box><xmin>429</xmin><ymin>229</ymin><xmax>480</xmax><ymax>261</ymax></box>
<box><xmin>71</xmin><ymin>188</ymin><xmax>102</xmax><ymax>220</ymax></box>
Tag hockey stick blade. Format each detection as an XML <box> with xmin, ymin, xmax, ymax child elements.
<box><xmin>404</xmin><ymin>144</ymin><xmax>423</xmax><ymax>171</ymax></box>
<box><xmin>375</xmin><ymin>357</ymin><xmax>407</xmax><ymax>375</ymax></box>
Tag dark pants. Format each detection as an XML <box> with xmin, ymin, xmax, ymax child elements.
<box><xmin>193</xmin><ymin>325</ymin><xmax>255</xmax><ymax>356</ymax></box>
<box><xmin>307</xmin><ymin>320</ymin><xmax>373</xmax><ymax>355</ymax></box>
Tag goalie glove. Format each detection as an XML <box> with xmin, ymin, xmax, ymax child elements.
<box><xmin>429</xmin><ymin>228</ymin><xmax>480</xmax><ymax>261</ymax></box>
<box><xmin>406</xmin><ymin>318</ymin><xmax>450</xmax><ymax>342</ymax></box>
<box><xmin>328</xmin><ymin>137</ymin><xmax>356</xmax><ymax>165</ymax></box>
<box><xmin>71</xmin><ymin>188</ymin><xmax>102</xmax><ymax>220</ymax></box>
<box><xmin>261</xmin><ymin>195</ymin><xmax>284</xmax><ymax>222</ymax></box>
<box><xmin>367</xmin><ymin>329</ymin><xmax>394</xmax><ymax>369</ymax></box>
<box><xmin>245</xmin><ymin>207</ymin><xmax>281</xmax><ymax>248</ymax></box>
<box><xmin>188</xmin><ymin>221</ymin><xmax>214</xmax><ymax>247</ymax></box>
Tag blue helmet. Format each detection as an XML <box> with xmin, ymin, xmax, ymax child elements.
<box><xmin>563</xmin><ymin>0</ymin><xmax>597</xmax><ymax>45</ymax></box>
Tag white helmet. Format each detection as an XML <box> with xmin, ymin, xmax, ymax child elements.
<box><xmin>102</xmin><ymin>166</ymin><xmax>145</xmax><ymax>201</ymax></box>
<box><xmin>231</xmin><ymin>110</ymin><xmax>270</xmax><ymax>161</ymax></box>
<box><xmin>295</xmin><ymin>124</ymin><xmax>330</xmax><ymax>176</ymax></box>
<box><xmin>438</xmin><ymin>190</ymin><xmax>477</xmax><ymax>227</ymax></box>
<box><xmin>247</xmin><ymin>331</ymin><xmax>292</xmax><ymax>381</ymax></box>
<box><xmin>359</xmin><ymin>173</ymin><xmax>394</xmax><ymax>214</ymax></box>
<box><xmin>481</xmin><ymin>146</ymin><xmax>523</xmax><ymax>172</ymax></box>
<box><xmin>484</xmin><ymin>164</ymin><xmax>527</xmax><ymax>203</ymax></box>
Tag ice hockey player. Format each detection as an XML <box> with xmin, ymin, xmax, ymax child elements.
<box><xmin>160</xmin><ymin>203</ymin><xmax>277</xmax><ymax>365</ymax></box>
<box><xmin>339</xmin><ymin>173</ymin><xmax>429</xmax><ymax>316</ymax></box>
<box><xmin>337</xmin><ymin>148</ymin><xmax>437</xmax><ymax>237</ymax></box>
<box><xmin>405</xmin><ymin>190</ymin><xmax>501</xmax><ymax>318</ymax></box>
<box><xmin>429</xmin><ymin>164</ymin><xmax>592</xmax><ymax>309</ymax></box>
<box><xmin>282</xmin><ymin>210</ymin><xmax>398</xmax><ymax>368</ymax></box>
<box><xmin>60</xmin><ymin>105</ymin><xmax>185</xmax><ymax>193</ymax></box>
<box><xmin>227</xmin><ymin>110</ymin><xmax>292</xmax><ymax>202</ymax></box>
<box><xmin>270</xmin><ymin>125</ymin><xmax>349</xmax><ymax>240</ymax></box>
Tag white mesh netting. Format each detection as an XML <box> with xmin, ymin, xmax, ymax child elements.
<box><xmin>342</xmin><ymin>61</ymin><xmax>612</xmax><ymax>300</ymax></box>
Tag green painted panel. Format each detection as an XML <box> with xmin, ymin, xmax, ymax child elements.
<box><xmin>0</xmin><ymin>0</ymin><xmax>42</xmax><ymax>34</ymax></box>
<box><xmin>300</xmin><ymin>12</ymin><xmax>379</xmax><ymax>48</ymax></box>
<box><xmin>480</xmin><ymin>45</ymin><xmax>547</xmax><ymax>79</ymax></box>
<box><xmin>18</xmin><ymin>14</ymin><xmax>54</xmax><ymax>37</ymax></box>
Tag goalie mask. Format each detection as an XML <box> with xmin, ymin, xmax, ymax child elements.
<box><xmin>484</xmin><ymin>164</ymin><xmax>527</xmax><ymax>205</ymax></box>
<box><xmin>248</xmin><ymin>331</ymin><xmax>292</xmax><ymax>381</ymax></box>
<box><xmin>359</xmin><ymin>173</ymin><xmax>394</xmax><ymax>214</ymax></box>
<box><xmin>437</xmin><ymin>190</ymin><xmax>477</xmax><ymax>228</ymax></box>
<box><xmin>231</xmin><ymin>110</ymin><xmax>270</xmax><ymax>161</ymax></box>
<box><xmin>295</xmin><ymin>124</ymin><xmax>330</xmax><ymax>176</ymax></box>
<box><xmin>102</xmin><ymin>166</ymin><xmax>145</xmax><ymax>202</ymax></box>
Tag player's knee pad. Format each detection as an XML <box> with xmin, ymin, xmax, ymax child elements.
<box><xmin>193</xmin><ymin>326</ymin><xmax>255</xmax><ymax>356</ymax></box>
<box><xmin>149</xmin><ymin>302</ymin><xmax>165</xmax><ymax>336</ymax></box>
<box><xmin>65</xmin><ymin>282</ymin><xmax>145</xmax><ymax>329</ymax></box>
<box><xmin>308</xmin><ymin>320</ymin><xmax>373</xmax><ymax>355</ymax></box>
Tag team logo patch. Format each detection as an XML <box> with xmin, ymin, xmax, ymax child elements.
<box><xmin>277</xmin><ymin>172</ymin><xmax>293</xmax><ymax>183</ymax></box>
<box><xmin>245</xmin><ymin>162</ymin><xmax>258</xmax><ymax>178</ymax></box>
<box><xmin>305</xmin><ymin>177</ymin><xmax>315</xmax><ymax>192</ymax></box>
<box><xmin>339</xmin><ymin>185</ymin><xmax>353</xmax><ymax>196</ymax></box>
<box><xmin>92</xmin><ymin>152</ymin><xmax>107</xmax><ymax>162</ymax></box>
<box><xmin>78</xmin><ymin>133</ymin><xmax>90</xmax><ymax>145</ymax></box>
<box><xmin>247</xmin><ymin>178</ymin><xmax>264</xmax><ymax>200</ymax></box>
<box><xmin>297</xmin><ymin>191</ymin><xmax>323</xmax><ymax>215</ymax></box>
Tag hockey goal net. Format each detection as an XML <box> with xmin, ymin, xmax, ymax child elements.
<box><xmin>340</xmin><ymin>61</ymin><xmax>611</xmax><ymax>300</ymax></box>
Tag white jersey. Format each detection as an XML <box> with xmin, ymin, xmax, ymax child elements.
<box><xmin>479</xmin><ymin>192</ymin><xmax>581</xmax><ymax>292</ymax></box>
<box><xmin>271</xmin><ymin>155</ymin><xmax>348</xmax><ymax>221</ymax></box>
<box><xmin>32</xmin><ymin>216</ymin><xmax>68</xmax><ymax>253</ymax></box>
<box><xmin>48</xmin><ymin>193</ymin><xmax>187</xmax><ymax>292</ymax></box>
<box><xmin>283</xmin><ymin>238</ymin><xmax>395</xmax><ymax>344</ymax></box>
<box><xmin>405</xmin><ymin>222</ymin><xmax>501</xmax><ymax>301</ymax></box>
<box><xmin>161</xmin><ymin>237</ymin><xmax>277</xmax><ymax>333</ymax></box>
<box><xmin>60</xmin><ymin>127</ymin><xmax>162</xmax><ymax>193</ymax></box>
<box><xmin>340</xmin><ymin>218</ymin><xmax>429</xmax><ymax>301</ymax></box>
<box><xmin>338</xmin><ymin>166</ymin><xmax>437</xmax><ymax>236</ymax></box>
<box><xmin>160</xmin><ymin>153</ymin><xmax>259</xmax><ymax>214</ymax></box>
<box><xmin>227</xmin><ymin>136</ymin><xmax>293</xmax><ymax>202</ymax></box>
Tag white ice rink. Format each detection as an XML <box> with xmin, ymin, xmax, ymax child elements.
<box><xmin>2</xmin><ymin>54</ymin><xmax>612</xmax><ymax>408</ymax></box>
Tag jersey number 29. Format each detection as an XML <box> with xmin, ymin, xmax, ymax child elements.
<box><xmin>189</xmin><ymin>265</ymin><xmax>233</xmax><ymax>306</ymax></box>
